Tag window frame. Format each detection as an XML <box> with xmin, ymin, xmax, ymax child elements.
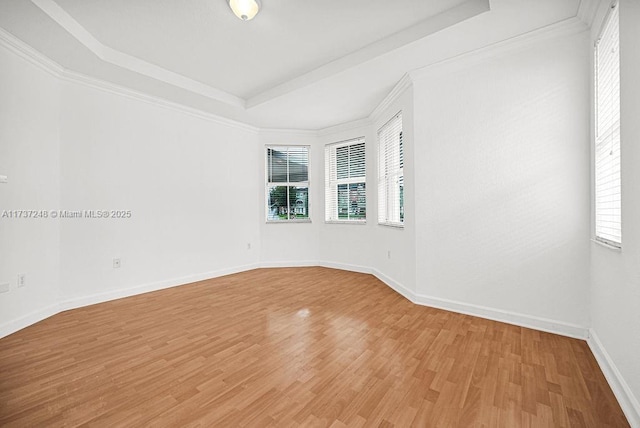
<box><xmin>324</xmin><ymin>137</ymin><xmax>367</xmax><ymax>224</ymax></box>
<box><xmin>593</xmin><ymin>1</ymin><xmax>621</xmax><ymax>248</ymax></box>
<box><xmin>377</xmin><ymin>112</ymin><xmax>404</xmax><ymax>228</ymax></box>
<box><xmin>265</xmin><ymin>145</ymin><xmax>311</xmax><ymax>223</ymax></box>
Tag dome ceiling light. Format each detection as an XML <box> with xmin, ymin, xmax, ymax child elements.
<box><xmin>228</xmin><ymin>0</ymin><xmax>261</xmax><ymax>21</ymax></box>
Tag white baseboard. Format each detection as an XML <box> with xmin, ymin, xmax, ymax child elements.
<box><xmin>371</xmin><ymin>268</ymin><xmax>416</xmax><ymax>301</ymax></box>
<box><xmin>320</xmin><ymin>261</ymin><xmax>373</xmax><ymax>275</ymax></box>
<box><xmin>0</xmin><ymin>261</ymin><xmax>589</xmax><ymax>341</ymax></box>
<box><xmin>0</xmin><ymin>263</ymin><xmax>259</xmax><ymax>339</ymax></box>
<box><xmin>259</xmin><ymin>260</ymin><xmax>319</xmax><ymax>268</ymax></box>
<box><xmin>322</xmin><ymin>262</ymin><xmax>588</xmax><ymax>339</ymax></box>
<box><xmin>588</xmin><ymin>329</ymin><xmax>640</xmax><ymax>428</ymax></box>
<box><xmin>411</xmin><ymin>293</ymin><xmax>588</xmax><ymax>339</ymax></box>
<box><xmin>0</xmin><ymin>303</ymin><xmax>60</xmax><ymax>339</ymax></box>
<box><xmin>57</xmin><ymin>263</ymin><xmax>260</xmax><ymax>313</ymax></box>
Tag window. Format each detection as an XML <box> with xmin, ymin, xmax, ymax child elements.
<box><xmin>377</xmin><ymin>112</ymin><xmax>404</xmax><ymax>226</ymax></box>
<box><xmin>325</xmin><ymin>138</ymin><xmax>366</xmax><ymax>222</ymax></box>
<box><xmin>266</xmin><ymin>146</ymin><xmax>310</xmax><ymax>222</ymax></box>
<box><xmin>595</xmin><ymin>2</ymin><xmax>621</xmax><ymax>247</ymax></box>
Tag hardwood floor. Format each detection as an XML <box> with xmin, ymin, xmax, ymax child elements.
<box><xmin>0</xmin><ymin>267</ymin><xmax>629</xmax><ymax>427</ymax></box>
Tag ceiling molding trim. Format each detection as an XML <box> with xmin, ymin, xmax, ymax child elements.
<box><xmin>317</xmin><ymin>118</ymin><xmax>372</xmax><ymax>138</ymax></box>
<box><xmin>409</xmin><ymin>16</ymin><xmax>588</xmax><ymax>83</ymax></box>
<box><xmin>30</xmin><ymin>0</ymin><xmax>246</xmax><ymax>109</ymax></box>
<box><xmin>577</xmin><ymin>0</ymin><xmax>601</xmax><ymax>27</ymax></box>
<box><xmin>0</xmin><ymin>27</ymin><xmax>64</xmax><ymax>78</ymax></box>
<box><xmin>245</xmin><ymin>0</ymin><xmax>491</xmax><ymax>109</ymax></box>
<box><xmin>369</xmin><ymin>73</ymin><xmax>414</xmax><ymax>124</ymax></box>
<box><xmin>60</xmin><ymin>69</ymin><xmax>259</xmax><ymax>134</ymax></box>
<box><xmin>259</xmin><ymin>128</ymin><xmax>319</xmax><ymax>138</ymax></box>
<box><xmin>0</xmin><ymin>26</ymin><xmax>259</xmax><ymax>134</ymax></box>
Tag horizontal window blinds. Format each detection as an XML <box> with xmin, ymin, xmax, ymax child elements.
<box><xmin>595</xmin><ymin>3</ymin><xmax>621</xmax><ymax>246</ymax></box>
<box><xmin>266</xmin><ymin>146</ymin><xmax>310</xmax><ymax>221</ymax></box>
<box><xmin>325</xmin><ymin>138</ymin><xmax>366</xmax><ymax>222</ymax></box>
<box><xmin>377</xmin><ymin>113</ymin><xmax>404</xmax><ymax>226</ymax></box>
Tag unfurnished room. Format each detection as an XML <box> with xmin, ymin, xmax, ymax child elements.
<box><xmin>0</xmin><ymin>0</ymin><xmax>639</xmax><ymax>426</ymax></box>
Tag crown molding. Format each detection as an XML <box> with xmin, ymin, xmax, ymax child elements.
<box><xmin>369</xmin><ymin>73</ymin><xmax>413</xmax><ymax>124</ymax></box>
<box><xmin>577</xmin><ymin>0</ymin><xmax>601</xmax><ymax>27</ymax></box>
<box><xmin>0</xmin><ymin>27</ymin><xmax>260</xmax><ymax>134</ymax></box>
<box><xmin>409</xmin><ymin>16</ymin><xmax>588</xmax><ymax>83</ymax></box>
<box><xmin>2</xmin><ymin>8</ymin><xmax>592</xmax><ymax>140</ymax></box>
<box><xmin>30</xmin><ymin>0</ymin><xmax>245</xmax><ymax>108</ymax></box>
<box><xmin>28</xmin><ymin>0</ymin><xmax>490</xmax><ymax>112</ymax></box>
<box><xmin>316</xmin><ymin>117</ymin><xmax>372</xmax><ymax>138</ymax></box>
<box><xmin>245</xmin><ymin>0</ymin><xmax>490</xmax><ymax>109</ymax></box>
<box><xmin>258</xmin><ymin>128</ymin><xmax>319</xmax><ymax>139</ymax></box>
<box><xmin>60</xmin><ymin>70</ymin><xmax>260</xmax><ymax>134</ymax></box>
<box><xmin>0</xmin><ymin>27</ymin><xmax>64</xmax><ymax>78</ymax></box>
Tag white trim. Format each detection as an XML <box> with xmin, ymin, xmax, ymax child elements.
<box><xmin>325</xmin><ymin>221</ymin><xmax>367</xmax><ymax>225</ymax></box>
<box><xmin>370</xmin><ymin>74</ymin><xmax>413</xmax><ymax>123</ymax></box>
<box><xmin>0</xmin><ymin>28</ymin><xmax>260</xmax><ymax>134</ymax></box>
<box><xmin>592</xmin><ymin>238</ymin><xmax>623</xmax><ymax>251</ymax></box>
<box><xmin>0</xmin><ymin>263</ymin><xmax>259</xmax><ymax>339</ymax></box>
<box><xmin>245</xmin><ymin>0</ymin><xmax>490</xmax><ymax>108</ymax></box>
<box><xmin>291</xmin><ymin>262</ymin><xmax>589</xmax><ymax>340</ymax></box>
<box><xmin>259</xmin><ymin>261</ymin><xmax>319</xmax><ymax>268</ymax></box>
<box><xmin>578</xmin><ymin>0</ymin><xmax>601</xmax><ymax>27</ymax></box>
<box><xmin>0</xmin><ymin>303</ymin><xmax>61</xmax><ymax>340</ymax></box>
<box><xmin>378</xmin><ymin>222</ymin><xmax>405</xmax><ymax>229</ymax></box>
<box><xmin>260</xmin><ymin>128</ymin><xmax>318</xmax><ymax>137</ymax></box>
<box><xmin>409</xmin><ymin>17</ymin><xmax>588</xmax><ymax>82</ymax></box>
<box><xmin>0</xmin><ymin>27</ymin><xmax>64</xmax><ymax>77</ymax></box>
<box><xmin>371</xmin><ymin>268</ymin><xmax>417</xmax><ymax>302</ymax></box>
<box><xmin>588</xmin><ymin>329</ymin><xmax>640</xmax><ymax>427</ymax></box>
<box><xmin>30</xmin><ymin>0</ymin><xmax>244</xmax><ymax>108</ymax></box>
<box><xmin>411</xmin><ymin>292</ymin><xmax>588</xmax><ymax>339</ymax></box>
<box><xmin>57</xmin><ymin>263</ymin><xmax>260</xmax><ymax>312</ymax></box>
<box><xmin>317</xmin><ymin>118</ymin><xmax>372</xmax><ymax>137</ymax></box>
<box><xmin>1</xmin><ymin>262</ymin><xmax>589</xmax><ymax>341</ymax></box>
<box><xmin>61</xmin><ymin>70</ymin><xmax>260</xmax><ymax>134</ymax></box>
<box><xmin>319</xmin><ymin>261</ymin><xmax>373</xmax><ymax>275</ymax></box>
<box><xmin>0</xmin><ymin>9</ymin><xmax>589</xmax><ymax>138</ymax></box>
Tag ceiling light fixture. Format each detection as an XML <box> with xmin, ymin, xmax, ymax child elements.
<box><xmin>228</xmin><ymin>0</ymin><xmax>260</xmax><ymax>21</ymax></box>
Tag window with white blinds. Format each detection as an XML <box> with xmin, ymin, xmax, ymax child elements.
<box><xmin>377</xmin><ymin>112</ymin><xmax>404</xmax><ymax>226</ymax></box>
<box><xmin>325</xmin><ymin>138</ymin><xmax>366</xmax><ymax>222</ymax></box>
<box><xmin>595</xmin><ymin>2</ymin><xmax>621</xmax><ymax>247</ymax></box>
<box><xmin>266</xmin><ymin>146</ymin><xmax>310</xmax><ymax>222</ymax></box>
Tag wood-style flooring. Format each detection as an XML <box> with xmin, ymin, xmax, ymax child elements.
<box><xmin>0</xmin><ymin>267</ymin><xmax>630</xmax><ymax>427</ymax></box>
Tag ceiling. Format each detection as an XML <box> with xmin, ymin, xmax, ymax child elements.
<box><xmin>0</xmin><ymin>0</ymin><xmax>587</xmax><ymax>130</ymax></box>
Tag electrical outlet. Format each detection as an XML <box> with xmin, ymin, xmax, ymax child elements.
<box><xmin>247</xmin><ymin>242</ymin><xmax>251</xmax><ymax>250</ymax></box>
<box><xmin>113</xmin><ymin>258</ymin><xmax>121</xmax><ymax>269</ymax></box>
<box><xmin>17</xmin><ymin>274</ymin><xmax>25</xmax><ymax>288</ymax></box>
<box><xmin>387</xmin><ymin>250</ymin><xmax>391</xmax><ymax>259</ymax></box>
<box><xmin>0</xmin><ymin>282</ymin><xmax>9</xmax><ymax>293</ymax></box>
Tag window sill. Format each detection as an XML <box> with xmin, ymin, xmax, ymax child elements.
<box><xmin>378</xmin><ymin>222</ymin><xmax>404</xmax><ymax>229</ymax></box>
<box><xmin>266</xmin><ymin>219</ymin><xmax>312</xmax><ymax>224</ymax></box>
<box><xmin>325</xmin><ymin>220</ymin><xmax>367</xmax><ymax>225</ymax></box>
<box><xmin>592</xmin><ymin>238</ymin><xmax>622</xmax><ymax>251</ymax></box>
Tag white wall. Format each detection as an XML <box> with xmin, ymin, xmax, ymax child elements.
<box><xmin>57</xmin><ymin>83</ymin><xmax>261</xmax><ymax>304</ymax></box>
<box><xmin>412</xmin><ymin>31</ymin><xmax>591</xmax><ymax>328</ymax></box>
<box><xmin>0</xmin><ymin>45</ymin><xmax>61</xmax><ymax>334</ymax></box>
<box><xmin>590</xmin><ymin>0</ymin><xmax>640</xmax><ymax>424</ymax></box>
